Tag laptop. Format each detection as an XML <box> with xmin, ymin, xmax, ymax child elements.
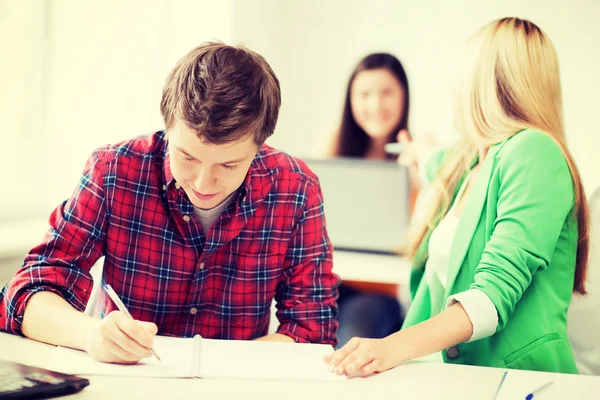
<box><xmin>0</xmin><ymin>360</ymin><xmax>89</xmax><ymax>399</ymax></box>
<box><xmin>303</xmin><ymin>157</ymin><xmax>410</xmax><ymax>254</ymax></box>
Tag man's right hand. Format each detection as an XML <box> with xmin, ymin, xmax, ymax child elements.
<box><xmin>84</xmin><ymin>311</ymin><xmax>158</xmax><ymax>364</ymax></box>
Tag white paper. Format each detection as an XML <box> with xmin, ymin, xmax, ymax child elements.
<box><xmin>45</xmin><ymin>336</ymin><xmax>344</xmax><ymax>381</ymax></box>
<box><xmin>199</xmin><ymin>339</ymin><xmax>345</xmax><ymax>381</ymax></box>
<box><xmin>46</xmin><ymin>336</ymin><xmax>194</xmax><ymax>378</ymax></box>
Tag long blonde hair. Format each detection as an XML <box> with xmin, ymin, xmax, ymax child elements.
<box><xmin>405</xmin><ymin>17</ymin><xmax>589</xmax><ymax>294</ymax></box>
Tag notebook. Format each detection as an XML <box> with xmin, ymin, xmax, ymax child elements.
<box><xmin>303</xmin><ymin>157</ymin><xmax>410</xmax><ymax>254</ymax></box>
<box><xmin>0</xmin><ymin>359</ymin><xmax>89</xmax><ymax>399</ymax></box>
<box><xmin>45</xmin><ymin>335</ymin><xmax>344</xmax><ymax>381</ymax></box>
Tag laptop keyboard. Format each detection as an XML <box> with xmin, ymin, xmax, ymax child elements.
<box><xmin>0</xmin><ymin>364</ymin><xmax>65</xmax><ymax>393</ymax></box>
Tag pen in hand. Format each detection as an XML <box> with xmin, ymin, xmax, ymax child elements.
<box><xmin>103</xmin><ymin>284</ymin><xmax>162</xmax><ymax>361</ymax></box>
<box><xmin>384</xmin><ymin>142</ymin><xmax>405</xmax><ymax>155</ymax></box>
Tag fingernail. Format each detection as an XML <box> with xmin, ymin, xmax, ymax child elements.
<box><xmin>328</xmin><ymin>364</ymin><xmax>335</xmax><ymax>372</ymax></box>
<box><xmin>364</xmin><ymin>367</ymin><xmax>370</xmax><ymax>374</ymax></box>
<box><xmin>335</xmin><ymin>367</ymin><xmax>342</xmax><ymax>375</ymax></box>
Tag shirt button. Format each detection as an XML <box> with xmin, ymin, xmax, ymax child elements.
<box><xmin>162</xmin><ymin>184</ymin><xmax>167</xmax><ymax>191</ymax></box>
<box><xmin>189</xmin><ymin>307</ymin><xmax>198</xmax><ymax>315</ymax></box>
<box><xmin>175</xmin><ymin>182</ymin><xmax>181</xmax><ymax>189</ymax></box>
<box><xmin>183</xmin><ymin>215</ymin><xmax>191</xmax><ymax>222</ymax></box>
<box><xmin>446</xmin><ymin>346</ymin><xmax>460</xmax><ymax>359</ymax></box>
<box><xmin>198</xmin><ymin>262</ymin><xmax>205</xmax><ymax>270</ymax></box>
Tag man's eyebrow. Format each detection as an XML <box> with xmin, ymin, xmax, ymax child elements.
<box><xmin>175</xmin><ymin>146</ymin><xmax>197</xmax><ymax>159</ymax></box>
<box><xmin>175</xmin><ymin>146</ymin><xmax>248</xmax><ymax>164</ymax></box>
<box><xmin>221</xmin><ymin>156</ymin><xmax>249</xmax><ymax>164</ymax></box>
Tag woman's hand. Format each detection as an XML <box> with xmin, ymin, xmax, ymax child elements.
<box><xmin>323</xmin><ymin>336</ymin><xmax>404</xmax><ymax>377</ymax></box>
<box><xmin>396</xmin><ymin>129</ymin><xmax>437</xmax><ymax>168</ymax></box>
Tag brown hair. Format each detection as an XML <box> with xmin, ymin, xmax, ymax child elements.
<box><xmin>160</xmin><ymin>42</ymin><xmax>281</xmax><ymax>145</ymax></box>
<box><xmin>331</xmin><ymin>53</ymin><xmax>410</xmax><ymax>159</ymax></box>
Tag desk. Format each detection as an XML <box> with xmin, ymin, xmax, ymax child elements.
<box><xmin>1</xmin><ymin>332</ymin><xmax>598</xmax><ymax>400</ymax></box>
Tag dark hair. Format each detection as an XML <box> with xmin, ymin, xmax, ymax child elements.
<box><xmin>332</xmin><ymin>53</ymin><xmax>409</xmax><ymax>159</ymax></box>
<box><xmin>160</xmin><ymin>42</ymin><xmax>281</xmax><ymax>145</ymax></box>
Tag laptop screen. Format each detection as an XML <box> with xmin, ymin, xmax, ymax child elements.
<box><xmin>303</xmin><ymin>157</ymin><xmax>410</xmax><ymax>254</ymax></box>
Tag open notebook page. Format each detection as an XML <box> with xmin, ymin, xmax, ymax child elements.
<box><xmin>199</xmin><ymin>339</ymin><xmax>345</xmax><ymax>381</ymax></box>
<box><xmin>45</xmin><ymin>336</ymin><xmax>195</xmax><ymax>378</ymax></box>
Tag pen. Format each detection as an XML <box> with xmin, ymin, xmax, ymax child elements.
<box><xmin>525</xmin><ymin>381</ymin><xmax>553</xmax><ymax>400</ymax></box>
<box><xmin>493</xmin><ymin>371</ymin><xmax>508</xmax><ymax>400</ymax></box>
<box><xmin>103</xmin><ymin>283</ymin><xmax>161</xmax><ymax>361</ymax></box>
<box><xmin>384</xmin><ymin>142</ymin><xmax>405</xmax><ymax>155</ymax></box>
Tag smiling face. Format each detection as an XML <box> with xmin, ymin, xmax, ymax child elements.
<box><xmin>167</xmin><ymin>119</ymin><xmax>259</xmax><ymax>210</ymax></box>
<box><xmin>350</xmin><ymin>68</ymin><xmax>405</xmax><ymax>141</ymax></box>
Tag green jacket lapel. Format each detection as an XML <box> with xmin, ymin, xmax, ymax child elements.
<box><xmin>443</xmin><ymin>145</ymin><xmax>499</xmax><ymax>297</ymax></box>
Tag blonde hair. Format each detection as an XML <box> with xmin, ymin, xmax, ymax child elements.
<box><xmin>405</xmin><ymin>17</ymin><xmax>589</xmax><ymax>294</ymax></box>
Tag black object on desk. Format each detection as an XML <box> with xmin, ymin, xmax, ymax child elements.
<box><xmin>0</xmin><ymin>359</ymin><xmax>89</xmax><ymax>399</ymax></box>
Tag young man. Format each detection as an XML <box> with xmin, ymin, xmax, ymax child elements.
<box><xmin>0</xmin><ymin>43</ymin><xmax>339</xmax><ymax>364</ymax></box>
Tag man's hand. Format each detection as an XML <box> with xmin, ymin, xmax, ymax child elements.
<box><xmin>323</xmin><ymin>336</ymin><xmax>404</xmax><ymax>376</ymax></box>
<box><xmin>84</xmin><ymin>311</ymin><xmax>158</xmax><ymax>364</ymax></box>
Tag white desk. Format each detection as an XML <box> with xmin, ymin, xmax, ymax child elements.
<box><xmin>1</xmin><ymin>332</ymin><xmax>598</xmax><ymax>400</ymax></box>
<box><xmin>332</xmin><ymin>250</ymin><xmax>411</xmax><ymax>285</ymax></box>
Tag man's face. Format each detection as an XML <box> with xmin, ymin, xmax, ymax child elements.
<box><xmin>167</xmin><ymin>119</ymin><xmax>259</xmax><ymax>210</ymax></box>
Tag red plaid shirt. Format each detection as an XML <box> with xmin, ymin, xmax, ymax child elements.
<box><xmin>0</xmin><ymin>132</ymin><xmax>339</xmax><ymax>344</ymax></box>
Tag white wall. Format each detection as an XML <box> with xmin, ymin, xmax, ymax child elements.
<box><xmin>0</xmin><ymin>3</ymin><xmax>45</xmax><ymax>220</ymax></box>
<box><xmin>234</xmin><ymin>0</ymin><xmax>600</xmax><ymax>193</ymax></box>
<box><xmin>41</xmin><ymin>0</ymin><xmax>234</xmax><ymax>211</ymax></box>
<box><xmin>1</xmin><ymin>0</ymin><xmax>599</xmax><ymax>228</ymax></box>
<box><xmin>0</xmin><ymin>0</ymin><xmax>234</xmax><ymax>222</ymax></box>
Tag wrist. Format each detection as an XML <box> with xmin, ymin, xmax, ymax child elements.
<box><xmin>77</xmin><ymin>314</ymin><xmax>101</xmax><ymax>352</ymax></box>
<box><xmin>385</xmin><ymin>331</ymin><xmax>411</xmax><ymax>366</ymax></box>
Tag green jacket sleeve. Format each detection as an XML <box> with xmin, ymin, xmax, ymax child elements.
<box><xmin>471</xmin><ymin>131</ymin><xmax>574</xmax><ymax>331</ymax></box>
<box><xmin>423</xmin><ymin>150</ymin><xmax>447</xmax><ymax>183</ymax></box>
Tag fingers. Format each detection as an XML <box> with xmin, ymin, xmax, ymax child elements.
<box><xmin>334</xmin><ymin>349</ymin><xmax>360</xmax><ymax>375</ymax></box>
<box><xmin>96</xmin><ymin>312</ymin><xmax>155</xmax><ymax>362</ymax></box>
<box><xmin>324</xmin><ymin>338</ymin><xmax>392</xmax><ymax>377</ymax></box>
<box><xmin>113</xmin><ymin>313</ymin><xmax>156</xmax><ymax>350</ymax></box>
<box><xmin>101</xmin><ymin>335</ymin><xmax>145</xmax><ymax>364</ymax></box>
<box><xmin>396</xmin><ymin>129</ymin><xmax>410</xmax><ymax>143</ymax></box>
<box><xmin>326</xmin><ymin>337</ymin><xmax>360</xmax><ymax>371</ymax></box>
<box><xmin>140</xmin><ymin>321</ymin><xmax>159</xmax><ymax>335</ymax></box>
<box><xmin>361</xmin><ymin>359</ymin><xmax>383</xmax><ymax>375</ymax></box>
<box><xmin>86</xmin><ymin>312</ymin><xmax>159</xmax><ymax>364</ymax></box>
<box><xmin>103</xmin><ymin>316</ymin><xmax>152</xmax><ymax>359</ymax></box>
<box><xmin>342</xmin><ymin>353</ymin><xmax>375</xmax><ymax>375</ymax></box>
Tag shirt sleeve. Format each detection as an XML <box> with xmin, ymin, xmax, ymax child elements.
<box><xmin>0</xmin><ymin>150</ymin><xmax>109</xmax><ymax>335</ymax></box>
<box><xmin>420</xmin><ymin>149</ymin><xmax>447</xmax><ymax>184</ymax></box>
<box><xmin>446</xmin><ymin>289</ymin><xmax>499</xmax><ymax>342</ymax></box>
<box><xmin>275</xmin><ymin>180</ymin><xmax>340</xmax><ymax>346</ymax></box>
<box><xmin>418</xmin><ymin>150</ymin><xmax>438</xmax><ymax>185</ymax></box>
<box><xmin>470</xmin><ymin>132</ymin><xmax>574</xmax><ymax>332</ymax></box>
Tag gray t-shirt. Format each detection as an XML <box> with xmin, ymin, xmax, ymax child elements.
<box><xmin>192</xmin><ymin>191</ymin><xmax>237</xmax><ymax>234</ymax></box>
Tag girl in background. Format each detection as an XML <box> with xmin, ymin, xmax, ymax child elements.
<box><xmin>326</xmin><ymin>53</ymin><xmax>409</xmax><ymax>160</ymax></box>
<box><xmin>325</xmin><ymin>53</ymin><xmax>410</xmax><ymax>347</ymax></box>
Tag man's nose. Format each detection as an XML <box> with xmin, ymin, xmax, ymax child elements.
<box><xmin>193</xmin><ymin>167</ymin><xmax>216</xmax><ymax>192</ymax></box>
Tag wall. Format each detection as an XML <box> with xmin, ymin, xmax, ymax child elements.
<box><xmin>1</xmin><ymin>0</ymin><xmax>599</xmax><ymax>255</ymax></box>
<box><xmin>234</xmin><ymin>0</ymin><xmax>600</xmax><ymax>192</ymax></box>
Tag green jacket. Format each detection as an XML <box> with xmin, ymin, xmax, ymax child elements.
<box><xmin>403</xmin><ymin>129</ymin><xmax>579</xmax><ymax>373</ymax></box>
